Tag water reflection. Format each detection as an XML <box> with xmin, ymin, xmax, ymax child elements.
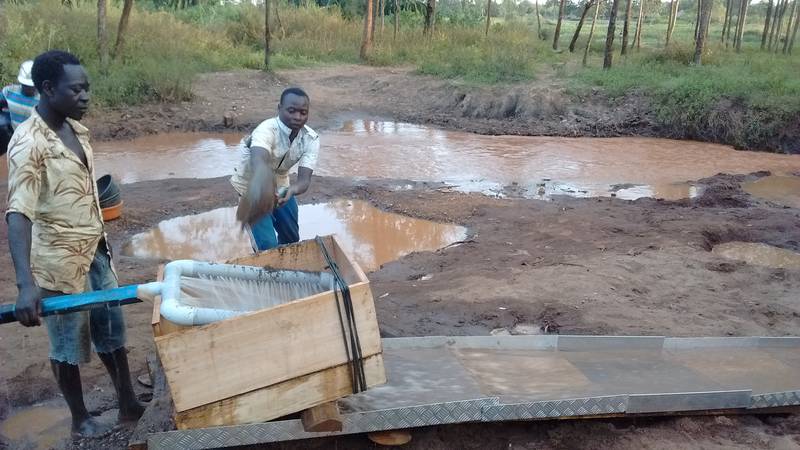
<box><xmin>122</xmin><ymin>200</ymin><xmax>467</xmax><ymax>271</ymax></box>
<box><xmin>742</xmin><ymin>175</ymin><xmax>800</xmax><ymax>208</ymax></box>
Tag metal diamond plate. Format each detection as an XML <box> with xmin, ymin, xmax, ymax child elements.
<box><xmin>148</xmin><ymin>399</ymin><xmax>497</xmax><ymax>449</ymax></box>
<box><xmin>750</xmin><ymin>391</ymin><xmax>800</xmax><ymax>409</ymax></box>
<box><xmin>483</xmin><ymin>395</ymin><xmax>628</xmax><ymax>421</ymax></box>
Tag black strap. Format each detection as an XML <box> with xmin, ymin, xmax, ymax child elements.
<box><xmin>317</xmin><ymin>236</ymin><xmax>367</xmax><ymax>393</ymax></box>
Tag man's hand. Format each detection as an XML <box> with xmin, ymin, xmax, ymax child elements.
<box><xmin>277</xmin><ymin>186</ymin><xmax>295</xmax><ymax>207</ymax></box>
<box><xmin>15</xmin><ymin>284</ymin><xmax>42</xmax><ymax>327</ymax></box>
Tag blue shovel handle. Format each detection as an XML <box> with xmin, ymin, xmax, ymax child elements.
<box><xmin>0</xmin><ymin>285</ymin><xmax>141</xmax><ymax>325</ymax></box>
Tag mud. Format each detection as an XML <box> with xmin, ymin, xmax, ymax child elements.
<box><xmin>2</xmin><ymin>66</ymin><xmax>800</xmax><ymax>449</ymax></box>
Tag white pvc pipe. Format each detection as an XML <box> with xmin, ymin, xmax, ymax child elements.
<box><xmin>136</xmin><ymin>260</ymin><xmax>333</xmax><ymax>327</ymax></box>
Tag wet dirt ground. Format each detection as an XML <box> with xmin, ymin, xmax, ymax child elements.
<box><xmin>2</xmin><ymin>66</ymin><xmax>800</xmax><ymax>449</ymax></box>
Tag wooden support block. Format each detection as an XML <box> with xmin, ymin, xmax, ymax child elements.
<box><xmin>301</xmin><ymin>401</ymin><xmax>343</xmax><ymax>432</ymax></box>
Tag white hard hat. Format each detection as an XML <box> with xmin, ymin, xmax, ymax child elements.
<box><xmin>17</xmin><ymin>60</ymin><xmax>34</xmax><ymax>87</ymax></box>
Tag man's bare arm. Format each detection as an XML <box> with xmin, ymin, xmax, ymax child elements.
<box><xmin>7</xmin><ymin>212</ymin><xmax>42</xmax><ymax>326</ymax></box>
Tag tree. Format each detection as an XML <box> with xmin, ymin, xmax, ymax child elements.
<box><xmin>584</xmin><ymin>0</ymin><xmax>602</xmax><ymax>65</ymax></box>
<box><xmin>694</xmin><ymin>0</ymin><xmax>712</xmax><ymax>64</ymax></box>
<box><xmin>535</xmin><ymin>0</ymin><xmax>544</xmax><ymax>39</ymax></box>
<box><xmin>380</xmin><ymin>0</ymin><xmax>385</xmax><ymax>34</ymax></box>
<box><xmin>553</xmin><ymin>0</ymin><xmax>567</xmax><ymax>49</ymax></box>
<box><xmin>665</xmin><ymin>0</ymin><xmax>679</xmax><ymax>46</ymax></box>
<box><xmin>424</xmin><ymin>0</ymin><xmax>435</xmax><ymax>36</ymax></box>
<box><xmin>761</xmin><ymin>0</ymin><xmax>774</xmax><ymax>48</ymax></box>
<box><xmin>569</xmin><ymin>0</ymin><xmax>596</xmax><ymax>52</ymax></box>
<box><xmin>604</xmin><ymin>0</ymin><xmax>621</xmax><ymax>68</ymax></box>
<box><xmin>634</xmin><ymin>0</ymin><xmax>645</xmax><ymax>49</ymax></box>
<box><xmin>394</xmin><ymin>0</ymin><xmax>399</xmax><ymax>41</ymax></box>
<box><xmin>113</xmin><ymin>0</ymin><xmax>134</xmax><ymax>59</ymax></box>
<box><xmin>264</xmin><ymin>0</ymin><xmax>271</xmax><ymax>68</ymax></box>
<box><xmin>789</xmin><ymin>0</ymin><xmax>800</xmax><ymax>53</ymax></box>
<box><xmin>485</xmin><ymin>0</ymin><xmax>491</xmax><ymax>36</ymax></box>
<box><xmin>774</xmin><ymin>0</ymin><xmax>790</xmax><ymax>52</ymax></box>
<box><xmin>734</xmin><ymin>0</ymin><xmax>749</xmax><ymax>51</ymax></box>
<box><xmin>361</xmin><ymin>0</ymin><xmax>375</xmax><ymax>59</ymax></box>
<box><xmin>784</xmin><ymin>0</ymin><xmax>797</xmax><ymax>52</ymax></box>
<box><xmin>97</xmin><ymin>0</ymin><xmax>109</xmax><ymax>71</ymax></box>
<box><xmin>724</xmin><ymin>0</ymin><xmax>736</xmax><ymax>45</ymax></box>
<box><xmin>621</xmin><ymin>0</ymin><xmax>634</xmax><ymax>54</ymax></box>
<box><xmin>769</xmin><ymin>0</ymin><xmax>784</xmax><ymax>49</ymax></box>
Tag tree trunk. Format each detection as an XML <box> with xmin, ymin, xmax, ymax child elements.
<box><xmin>604</xmin><ymin>0</ymin><xmax>621</xmax><ymax>68</ymax></box>
<box><xmin>380</xmin><ymin>0</ymin><xmax>385</xmax><ymax>34</ymax></box>
<box><xmin>361</xmin><ymin>0</ymin><xmax>374</xmax><ymax>59</ymax></box>
<box><xmin>734</xmin><ymin>0</ymin><xmax>749</xmax><ymax>51</ymax></box>
<box><xmin>424</xmin><ymin>0</ymin><xmax>435</xmax><ymax>35</ymax></box>
<box><xmin>553</xmin><ymin>0</ymin><xmax>567</xmax><ymax>49</ymax></box>
<box><xmin>274</xmin><ymin>0</ymin><xmax>285</xmax><ymax>38</ymax></box>
<box><xmin>569</xmin><ymin>0</ymin><xmax>595</xmax><ymax>52</ymax></box>
<box><xmin>774</xmin><ymin>0</ymin><xmax>789</xmax><ymax>51</ymax></box>
<box><xmin>694</xmin><ymin>0</ymin><xmax>712</xmax><ymax>64</ymax></box>
<box><xmin>97</xmin><ymin>0</ymin><xmax>109</xmax><ymax>71</ymax></box>
<box><xmin>666</xmin><ymin>0</ymin><xmax>679</xmax><ymax>46</ymax></box>
<box><xmin>789</xmin><ymin>0</ymin><xmax>800</xmax><ymax>52</ymax></box>
<box><xmin>725</xmin><ymin>0</ymin><xmax>735</xmax><ymax>45</ymax></box>
<box><xmin>264</xmin><ymin>0</ymin><xmax>271</xmax><ymax>68</ymax></box>
<box><xmin>694</xmin><ymin>0</ymin><xmax>702</xmax><ymax>42</ymax></box>
<box><xmin>769</xmin><ymin>0</ymin><xmax>784</xmax><ymax>49</ymax></box>
<box><xmin>721</xmin><ymin>0</ymin><xmax>731</xmax><ymax>43</ymax></box>
<box><xmin>485</xmin><ymin>0</ymin><xmax>491</xmax><ymax>36</ymax></box>
<box><xmin>393</xmin><ymin>0</ymin><xmax>399</xmax><ymax>41</ymax></box>
<box><xmin>535</xmin><ymin>0</ymin><xmax>544</xmax><ymax>39</ymax></box>
<box><xmin>113</xmin><ymin>0</ymin><xmax>134</xmax><ymax>59</ymax></box>
<box><xmin>761</xmin><ymin>0</ymin><xmax>774</xmax><ymax>48</ymax></box>
<box><xmin>784</xmin><ymin>0</ymin><xmax>797</xmax><ymax>52</ymax></box>
<box><xmin>584</xmin><ymin>0</ymin><xmax>602</xmax><ymax>65</ymax></box>
<box><xmin>621</xmin><ymin>0</ymin><xmax>633</xmax><ymax>54</ymax></box>
<box><xmin>634</xmin><ymin>0</ymin><xmax>645</xmax><ymax>49</ymax></box>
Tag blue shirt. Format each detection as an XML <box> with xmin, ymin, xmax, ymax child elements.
<box><xmin>2</xmin><ymin>84</ymin><xmax>39</xmax><ymax>129</ymax></box>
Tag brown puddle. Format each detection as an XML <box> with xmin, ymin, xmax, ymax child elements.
<box><xmin>0</xmin><ymin>404</ymin><xmax>71</xmax><ymax>450</ymax></box>
<box><xmin>121</xmin><ymin>200</ymin><xmax>467</xmax><ymax>271</ymax></box>
<box><xmin>712</xmin><ymin>242</ymin><xmax>800</xmax><ymax>270</ymax></box>
<box><xmin>62</xmin><ymin>120</ymin><xmax>800</xmax><ymax>201</ymax></box>
<box><xmin>742</xmin><ymin>175</ymin><xmax>800</xmax><ymax>208</ymax></box>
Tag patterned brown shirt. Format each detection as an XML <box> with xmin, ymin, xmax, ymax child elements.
<box><xmin>5</xmin><ymin>110</ymin><xmax>110</xmax><ymax>294</ymax></box>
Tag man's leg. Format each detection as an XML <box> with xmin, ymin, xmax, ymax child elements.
<box><xmin>44</xmin><ymin>310</ymin><xmax>111</xmax><ymax>437</ymax></box>
<box><xmin>272</xmin><ymin>196</ymin><xmax>300</xmax><ymax>245</ymax></box>
<box><xmin>247</xmin><ymin>210</ymin><xmax>280</xmax><ymax>252</ymax></box>
<box><xmin>89</xmin><ymin>243</ymin><xmax>145</xmax><ymax>422</ymax></box>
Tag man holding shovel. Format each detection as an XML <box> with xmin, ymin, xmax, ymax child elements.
<box><xmin>232</xmin><ymin>87</ymin><xmax>320</xmax><ymax>250</ymax></box>
<box><xmin>6</xmin><ymin>50</ymin><xmax>143</xmax><ymax>438</ymax></box>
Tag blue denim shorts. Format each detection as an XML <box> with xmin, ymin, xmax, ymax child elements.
<box><xmin>43</xmin><ymin>244</ymin><xmax>127</xmax><ymax>365</ymax></box>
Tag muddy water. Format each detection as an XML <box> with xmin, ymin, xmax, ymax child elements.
<box><xmin>121</xmin><ymin>200</ymin><xmax>466</xmax><ymax>271</ymax></box>
<box><xmin>86</xmin><ymin>120</ymin><xmax>800</xmax><ymax>200</ymax></box>
<box><xmin>742</xmin><ymin>175</ymin><xmax>800</xmax><ymax>208</ymax></box>
<box><xmin>0</xmin><ymin>404</ymin><xmax>71</xmax><ymax>450</ymax></box>
<box><xmin>712</xmin><ymin>242</ymin><xmax>800</xmax><ymax>270</ymax></box>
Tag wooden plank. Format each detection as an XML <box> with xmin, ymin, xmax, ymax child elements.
<box><xmin>155</xmin><ymin>282</ymin><xmax>382</xmax><ymax>412</ymax></box>
<box><xmin>228</xmin><ymin>235</ymin><xmax>333</xmax><ymax>272</ymax></box>
<box><xmin>301</xmin><ymin>401</ymin><xmax>343</xmax><ymax>432</ymax></box>
<box><xmin>174</xmin><ymin>354</ymin><xmax>386</xmax><ymax>429</ymax></box>
<box><xmin>331</xmin><ymin>234</ymin><xmax>369</xmax><ymax>284</ymax></box>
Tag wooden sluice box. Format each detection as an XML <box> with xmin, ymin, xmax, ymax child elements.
<box><xmin>150</xmin><ymin>235</ymin><xmax>386</xmax><ymax>429</ymax></box>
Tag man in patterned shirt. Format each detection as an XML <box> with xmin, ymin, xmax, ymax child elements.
<box><xmin>6</xmin><ymin>50</ymin><xmax>143</xmax><ymax>438</ymax></box>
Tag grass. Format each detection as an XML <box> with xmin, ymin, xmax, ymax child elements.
<box><xmin>1</xmin><ymin>1</ymin><xmax>797</xmax><ymax>150</ymax></box>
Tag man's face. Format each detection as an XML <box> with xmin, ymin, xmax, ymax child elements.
<box><xmin>21</xmin><ymin>85</ymin><xmax>37</xmax><ymax>97</ymax></box>
<box><xmin>278</xmin><ymin>94</ymin><xmax>309</xmax><ymax>131</ymax></box>
<box><xmin>45</xmin><ymin>64</ymin><xmax>90</xmax><ymax>120</ymax></box>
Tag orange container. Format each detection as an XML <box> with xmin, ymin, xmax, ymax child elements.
<box><xmin>101</xmin><ymin>201</ymin><xmax>123</xmax><ymax>221</ymax></box>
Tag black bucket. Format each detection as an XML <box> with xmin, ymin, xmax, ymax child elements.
<box><xmin>96</xmin><ymin>175</ymin><xmax>121</xmax><ymax>207</ymax></box>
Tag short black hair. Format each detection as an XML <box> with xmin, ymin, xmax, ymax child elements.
<box><xmin>31</xmin><ymin>50</ymin><xmax>81</xmax><ymax>93</ymax></box>
<box><xmin>280</xmin><ymin>87</ymin><xmax>309</xmax><ymax>105</ymax></box>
